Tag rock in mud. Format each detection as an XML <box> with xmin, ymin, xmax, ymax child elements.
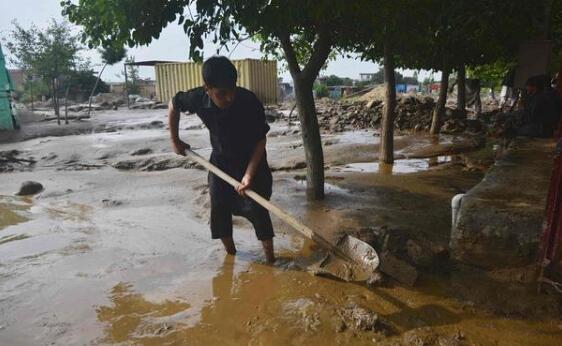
<box><xmin>402</xmin><ymin>327</ymin><xmax>465</xmax><ymax>346</ymax></box>
<box><xmin>16</xmin><ymin>181</ymin><xmax>44</xmax><ymax>196</ymax></box>
<box><xmin>379</xmin><ymin>251</ymin><xmax>419</xmax><ymax>286</ymax></box>
<box><xmin>366</xmin><ymin>271</ymin><xmax>384</xmax><ymax>287</ymax></box>
<box><xmin>406</xmin><ymin>239</ymin><xmax>449</xmax><ymax>268</ymax></box>
<box><xmin>129</xmin><ymin>148</ymin><xmax>153</xmax><ymax>156</ymax></box>
<box><xmin>102</xmin><ymin>199</ymin><xmax>124</xmax><ymax>207</ymax></box>
<box><xmin>339</xmin><ymin>304</ymin><xmax>391</xmax><ymax>334</ymax></box>
<box><xmin>265</xmin><ymin>110</ymin><xmax>279</xmax><ymax>123</ymax></box>
<box><xmin>282</xmin><ymin>298</ymin><xmax>321</xmax><ymax>332</ymax></box>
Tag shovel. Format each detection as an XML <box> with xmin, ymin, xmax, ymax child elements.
<box><xmin>186</xmin><ymin>148</ymin><xmax>380</xmax><ymax>281</ymax></box>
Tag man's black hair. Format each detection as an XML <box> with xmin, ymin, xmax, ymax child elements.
<box><xmin>202</xmin><ymin>56</ymin><xmax>237</xmax><ymax>89</ymax></box>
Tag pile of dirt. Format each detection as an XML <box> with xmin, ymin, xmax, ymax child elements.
<box><xmin>317</xmin><ymin>96</ymin><xmax>436</xmax><ymax>133</ymax></box>
<box><xmin>357</xmin><ymin>85</ymin><xmax>386</xmax><ymax>103</ymax></box>
<box><xmin>316</xmin><ymin>96</ymin><xmax>485</xmax><ymax>134</ymax></box>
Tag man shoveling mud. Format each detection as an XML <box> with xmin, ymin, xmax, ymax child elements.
<box><xmin>167</xmin><ymin>56</ymin><xmax>275</xmax><ymax>263</ymax></box>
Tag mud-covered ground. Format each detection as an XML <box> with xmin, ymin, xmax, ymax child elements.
<box><xmin>1</xmin><ymin>108</ymin><xmax>561</xmax><ymax>345</ymax></box>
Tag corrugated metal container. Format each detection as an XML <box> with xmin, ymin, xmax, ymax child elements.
<box><xmin>155</xmin><ymin>59</ymin><xmax>278</xmax><ymax>105</ymax></box>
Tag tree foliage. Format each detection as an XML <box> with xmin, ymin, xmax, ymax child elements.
<box><xmin>7</xmin><ymin>19</ymin><xmax>82</xmax><ymax>83</ymax></box>
<box><xmin>322</xmin><ymin>75</ymin><xmax>353</xmax><ymax>87</ymax></box>
<box><xmin>467</xmin><ymin>60</ymin><xmax>516</xmax><ymax>89</ymax></box>
<box><xmin>7</xmin><ymin>19</ymin><xmax>83</xmax><ymax>116</ymax></box>
<box><xmin>66</xmin><ymin>68</ymin><xmax>110</xmax><ymax>100</ymax></box>
<box><xmin>100</xmin><ymin>44</ymin><xmax>127</xmax><ymax>66</ymax></box>
<box><xmin>370</xmin><ymin>69</ymin><xmax>418</xmax><ymax>85</ymax></box>
<box><xmin>313</xmin><ymin>83</ymin><xmax>329</xmax><ymax>98</ymax></box>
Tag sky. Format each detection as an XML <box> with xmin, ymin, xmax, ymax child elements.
<box><xmin>0</xmin><ymin>0</ymin><xmax>436</xmax><ymax>84</ymax></box>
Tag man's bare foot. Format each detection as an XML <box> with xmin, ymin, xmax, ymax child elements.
<box><xmin>221</xmin><ymin>237</ymin><xmax>236</xmax><ymax>255</ymax></box>
<box><xmin>261</xmin><ymin>238</ymin><xmax>275</xmax><ymax>264</ymax></box>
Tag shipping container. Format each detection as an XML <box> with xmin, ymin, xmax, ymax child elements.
<box><xmin>0</xmin><ymin>44</ymin><xmax>18</xmax><ymax>131</ymax></box>
<box><xmin>155</xmin><ymin>59</ymin><xmax>278</xmax><ymax>105</ymax></box>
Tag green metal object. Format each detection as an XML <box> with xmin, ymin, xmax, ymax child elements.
<box><xmin>0</xmin><ymin>43</ymin><xmax>19</xmax><ymax>131</ymax></box>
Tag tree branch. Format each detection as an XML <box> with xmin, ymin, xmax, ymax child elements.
<box><xmin>278</xmin><ymin>29</ymin><xmax>301</xmax><ymax>76</ymax></box>
<box><xmin>302</xmin><ymin>28</ymin><xmax>333</xmax><ymax>81</ymax></box>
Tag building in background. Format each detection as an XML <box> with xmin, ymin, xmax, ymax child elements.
<box><xmin>359</xmin><ymin>73</ymin><xmax>375</xmax><ymax>82</ymax></box>
<box><xmin>8</xmin><ymin>69</ymin><xmax>25</xmax><ymax>91</ymax></box>
<box><xmin>406</xmin><ymin>84</ymin><xmax>420</xmax><ymax>93</ymax></box>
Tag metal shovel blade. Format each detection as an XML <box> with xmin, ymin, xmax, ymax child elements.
<box><xmin>310</xmin><ymin>234</ymin><xmax>380</xmax><ymax>282</ymax></box>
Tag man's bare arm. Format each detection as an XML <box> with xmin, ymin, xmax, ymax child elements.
<box><xmin>168</xmin><ymin>100</ymin><xmax>190</xmax><ymax>156</ymax></box>
<box><xmin>236</xmin><ymin>138</ymin><xmax>266</xmax><ymax>196</ymax></box>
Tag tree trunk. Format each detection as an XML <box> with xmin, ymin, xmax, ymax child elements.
<box><xmin>293</xmin><ymin>76</ymin><xmax>325</xmax><ymax>200</ymax></box>
<box><xmin>457</xmin><ymin>64</ymin><xmax>466</xmax><ymax>112</ymax></box>
<box><xmin>30</xmin><ymin>79</ymin><xmax>34</xmax><ymax>110</ymax></box>
<box><xmin>52</xmin><ymin>79</ymin><xmax>60</xmax><ymax>124</ymax></box>
<box><xmin>124</xmin><ymin>64</ymin><xmax>130</xmax><ymax>109</ymax></box>
<box><xmin>64</xmin><ymin>85</ymin><xmax>70</xmax><ymax>124</ymax></box>
<box><xmin>380</xmin><ymin>40</ymin><xmax>396</xmax><ymax>164</ymax></box>
<box><xmin>88</xmin><ymin>63</ymin><xmax>108</xmax><ymax>116</ymax></box>
<box><xmin>430</xmin><ymin>67</ymin><xmax>450</xmax><ymax>135</ymax></box>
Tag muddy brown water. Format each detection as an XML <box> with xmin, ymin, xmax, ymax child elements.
<box><xmin>2</xmin><ymin>172</ymin><xmax>561</xmax><ymax>345</ymax></box>
<box><xmin>1</xmin><ymin>110</ymin><xmax>561</xmax><ymax>345</ymax></box>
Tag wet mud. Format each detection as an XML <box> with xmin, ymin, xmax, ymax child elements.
<box><xmin>0</xmin><ymin>109</ymin><xmax>561</xmax><ymax>345</ymax></box>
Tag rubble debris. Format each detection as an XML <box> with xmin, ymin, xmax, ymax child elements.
<box><xmin>129</xmin><ymin>148</ymin><xmax>153</xmax><ymax>156</ymax></box>
<box><xmin>282</xmin><ymin>298</ymin><xmax>321</xmax><ymax>332</ymax></box>
<box><xmin>406</xmin><ymin>238</ymin><xmax>449</xmax><ymax>268</ymax></box>
<box><xmin>0</xmin><ymin>150</ymin><xmax>36</xmax><ymax>172</ymax></box>
<box><xmin>316</xmin><ymin>96</ymin><xmax>435</xmax><ymax>133</ymax></box>
<box><xmin>366</xmin><ymin>271</ymin><xmax>384</xmax><ymax>287</ymax></box>
<box><xmin>16</xmin><ymin>181</ymin><xmax>44</xmax><ymax>196</ymax></box>
<box><xmin>112</xmin><ymin>156</ymin><xmax>203</xmax><ymax>171</ymax></box>
<box><xmin>402</xmin><ymin>327</ymin><xmax>466</xmax><ymax>346</ymax></box>
<box><xmin>265</xmin><ymin>108</ymin><xmax>283</xmax><ymax>123</ymax></box>
<box><xmin>314</xmin><ymin>96</ymin><xmax>484</xmax><ymax>134</ymax></box>
<box><xmin>339</xmin><ymin>303</ymin><xmax>392</xmax><ymax>334</ymax></box>
<box><xmin>102</xmin><ymin>199</ymin><xmax>124</xmax><ymax>207</ymax></box>
<box><xmin>378</xmin><ymin>251</ymin><xmax>419</xmax><ymax>286</ymax></box>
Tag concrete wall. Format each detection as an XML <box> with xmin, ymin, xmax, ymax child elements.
<box><xmin>450</xmin><ymin>139</ymin><xmax>553</xmax><ymax>269</ymax></box>
<box><xmin>109</xmin><ymin>80</ymin><xmax>157</xmax><ymax>99</ymax></box>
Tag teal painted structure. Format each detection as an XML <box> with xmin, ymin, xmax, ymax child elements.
<box><xmin>0</xmin><ymin>44</ymin><xmax>19</xmax><ymax>130</ymax></box>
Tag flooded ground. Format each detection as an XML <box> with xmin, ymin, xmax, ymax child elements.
<box><xmin>1</xmin><ymin>109</ymin><xmax>561</xmax><ymax>345</ymax></box>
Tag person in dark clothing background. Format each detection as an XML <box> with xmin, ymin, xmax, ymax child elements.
<box><xmin>518</xmin><ymin>75</ymin><xmax>561</xmax><ymax>138</ymax></box>
<box><xmin>167</xmin><ymin>56</ymin><xmax>275</xmax><ymax>263</ymax></box>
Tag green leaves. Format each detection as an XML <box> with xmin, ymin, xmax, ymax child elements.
<box><xmin>62</xmin><ymin>0</ymin><xmax>190</xmax><ymax>50</ymax></box>
<box><xmin>7</xmin><ymin>19</ymin><xmax>82</xmax><ymax>82</ymax></box>
<box><xmin>99</xmin><ymin>44</ymin><xmax>127</xmax><ymax>65</ymax></box>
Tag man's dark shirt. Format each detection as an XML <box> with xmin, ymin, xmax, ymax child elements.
<box><xmin>173</xmin><ymin>86</ymin><xmax>269</xmax><ymax>159</ymax></box>
<box><xmin>172</xmin><ymin>87</ymin><xmax>270</xmax><ymax>179</ymax></box>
